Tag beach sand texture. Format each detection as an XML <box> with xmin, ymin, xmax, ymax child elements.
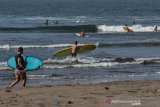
<box><xmin>0</xmin><ymin>80</ymin><xmax>160</xmax><ymax>107</ymax></box>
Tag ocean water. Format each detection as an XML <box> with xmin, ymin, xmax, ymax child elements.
<box><xmin>0</xmin><ymin>0</ymin><xmax>160</xmax><ymax>87</ymax></box>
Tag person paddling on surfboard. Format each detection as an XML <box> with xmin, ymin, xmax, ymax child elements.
<box><xmin>79</xmin><ymin>31</ymin><xmax>85</xmax><ymax>37</ymax></box>
<box><xmin>52</xmin><ymin>20</ymin><xmax>59</xmax><ymax>25</ymax></box>
<box><xmin>71</xmin><ymin>41</ymin><xmax>79</xmax><ymax>57</ymax></box>
<box><xmin>123</xmin><ymin>24</ymin><xmax>134</xmax><ymax>33</ymax></box>
<box><xmin>6</xmin><ymin>47</ymin><xmax>27</xmax><ymax>92</ymax></box>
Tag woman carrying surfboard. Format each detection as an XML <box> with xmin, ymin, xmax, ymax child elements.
<box><xmin>6</xmin><ymin>47</ymin><xmax>27</xmax><ymax>91</ymax></box>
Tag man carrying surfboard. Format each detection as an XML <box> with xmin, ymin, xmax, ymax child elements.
<box><xmin>71</xmin><ymin>41</ymin><xmax>79</xmax><ymax>57</ymax></box>
<box><xmin>6</xmin><ymin>47</ymin><xmax>27</xmax><ymax>91</ymax></box>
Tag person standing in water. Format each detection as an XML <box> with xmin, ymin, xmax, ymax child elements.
<box><xmin>133</xmin><ymin>21</ymin><xmax>136</xmax><ymax>25</ymax></box>
<box><xmin>45</xmin><ymin>20</ymin><xmax>49</xmax><ymax>25</ymax></box>
<box><xmin>71</xmin><ymin>41</ymin><xmax>79</xmax><ymax>57</ymax></box>
<box><xmin>6</xmin><ymin>47</ymin><xmax>27</xmax><ymax>91</ymax></box>
<box><xmin>154</xmin><ymin>26</ymin><xmax>158</xmax><ymax>32</ymax></box>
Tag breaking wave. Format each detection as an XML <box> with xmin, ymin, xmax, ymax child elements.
<box><xmin>1</xmin><ymin>57</ymin><xmax>160</xmax><ymax>71</ymax></box>
<box><xmin>1</xmin><ymin>39</ymin><xmax>160</xmax><ymax>50</ymax></box>
<box><xmin>97</xmin><ymin>24</ymin><xmax>157</xmax><ymax>33</ymax></box>
<box><xmin>0</xmin><ymin>44</ymin><xmax>71</xmax><ymax>49</ymax></box>
<box><xmin>43</xmin><ymin>57</ymin><xmax>160</xmax><ymax>69</ymax></box>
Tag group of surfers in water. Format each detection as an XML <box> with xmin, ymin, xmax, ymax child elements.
<box><xmin>45</xmin><ymin>20</ymin><xmax>159</xmax><ymax>34</ymax></box>
<box><xmin>45</xmin><ymin>20</ymin><xmax>86</xmax><ymax>37</ymax></box>
<box><xmin>5</xmin><ymin>20</ymin><xmax>160</xmax><ymax>92</ymax></box>
<box><xmin>45</xmin><ymin>20</ymin><xmax>59</xmax><ymax>25</ymax></box>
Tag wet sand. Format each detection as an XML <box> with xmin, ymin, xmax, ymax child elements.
<box><xmin>0</xmin><ymin>80</ymin><xmax>160</xmax><ymax>107</ymax></box>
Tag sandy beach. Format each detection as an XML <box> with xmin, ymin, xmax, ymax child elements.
<box><xmin>0</xmin><ymin>80</ymin><xmax>160</xmax><ymax>107</ymax></box>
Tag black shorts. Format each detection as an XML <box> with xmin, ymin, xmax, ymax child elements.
<box><xmin>71</xmin><ymin>53</ymin><xmax>76</xmax><ymax>57</ymax></box>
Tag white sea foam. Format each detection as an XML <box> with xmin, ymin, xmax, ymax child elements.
<box><xmin>43</xmin><ymin>62</ymin><xmax>141</xmax><ymax>69</ymax></box>
<box><xmin>156</xmin><ymin>72</ymin><xmax>160</xmax><ymax>74</ymax></box>
<box><xmin>0</xmin><ymin>62</ymin><xmax>10</xmax><ymax>70</ymax></box>
<box><xmin>0</xmin><ymin>44</ymin><xmax>71</xmax><ymax>49</ymax></box>
<box><xmin>43</xmin><ymin>65</ymin><xmax>69</xmax><ymax>69</ymax></box>
<box><xmin>43</xmin><ymin>57</ymin><xmax>160</xmax><ymax>69</ymax></box>
<box><xmin>97</xmin><ymin>24</ymin><xmax>156</xmax><ymax>33</ymax></box>
<box><xmin>1</xmin><ymin>57</ymin><xmax>160</xmax><ymax>71</ymax></box>
<box><xmin>27</xmin><ymin>74</ymin><xmax>61</xmax><ymax>80</ymax></box>
<box><xmin>0</xmin><ymin>43</ymin><xmax>98</xmax><ymax>49</ymax></box>
<box><xmin>135</xmin><ymin>57</ymin><xmax>160</xmax><ymax>61</ymax></box>
<box><xmin>44</xmin><ymin>57</ymin><xmax>79</xmax><ymax>64</ymax></box>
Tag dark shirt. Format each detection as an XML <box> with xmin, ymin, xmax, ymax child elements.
<box><xmin>15</xmin><ymin>54</ymin><xmax>25</xmax><ymax>70</ymax></box>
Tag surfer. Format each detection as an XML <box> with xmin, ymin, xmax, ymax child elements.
<box><xmin>133</xmin><ymin>21</ymin><xmax>136</xmax><ymax>25</ymax></box>
<box><xmin>79</xmin><ymin>31</ymin><xmax>85</xmax><ymax>37</ymax></box>
<box><xmin>154</xmin><ymin>26</ymin><xmax>158</xmax><ymax>32</ymax></box>
<box><xmin>71</xmin><ymin>41</ymin><xmax>79</xmax><ymax>57</ymax></box>
<box><xmin>45</xmin><ymin>20</ymin><xmax>49</xmax><ymax>25</ymax></box>
<box><xmin>6</xmin><ymin>47</ymin><xmax>27</xmax><ymax>91</ymax></box>
<box><xmin>123</xmin><ymin>24</ymin><xmax>134</xmax><ymax>32</ymax></box>
<box><xmin>52</xmin><ymin>20</ymin><xmax>59</xmax><ymax>25</ymax></box>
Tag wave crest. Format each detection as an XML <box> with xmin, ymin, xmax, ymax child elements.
<box><xmin>97</xmin><ymin>24</ymin><xmax>156</xmax><ymax>33</ymax></box>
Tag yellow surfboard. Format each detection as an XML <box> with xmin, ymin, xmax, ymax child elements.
<box><xmin>53</xmin><ymin>44</ymin><xmax>96</xmax><ymax>57</ymax></box>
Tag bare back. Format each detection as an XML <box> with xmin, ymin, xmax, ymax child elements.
<box><xmin>72</xmin><ymin>44</ymin><xmax>79</xmax><ymax>54</ymax></box>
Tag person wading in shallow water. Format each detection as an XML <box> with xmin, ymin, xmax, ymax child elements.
<box><xmin>154</xmin><ymin>26</ymin><xmax>158</xmax><ymax>32</ymax></box>
<box><xmin>71</xmin><ymin>41</ymin><xmax>79</xmax><ymax>57</ymax></box>
<box><xmin>6</xmin><ymin>47</ymin><xmax>27</xmax><ymax>92</ymax></box>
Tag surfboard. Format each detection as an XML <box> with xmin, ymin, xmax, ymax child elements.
<box><xmin>76</xmin><ymin>33</ymin><xmax>89</xmax><ymax>38</ymax></box>
<box><xmin>128</xmin><ymin>28</ymin><xmax>134</xmax><ymax>32</ymax></box>
<box><xmin>53</xmin><ymin>44</ymin><xmax>96</xmax><ymax>57</ymax></box>
<box><xmin>76</xmin><ymin>33</ymin><xmax>82</xmax><ymax>36</ymax></box>
<box><xmin>123</xmin><ymin>27</ymin><xmax>134</xmax><ymax>32</ymax></box>
<box><xmin>7</xmin><ymin>56</ymin><xmax>43</xmax><ymax>71</ymax></box>
<box><xmin>76</xmin><ymin>33</ymin><xmax>86</xmax><ymax>37</ymax></box>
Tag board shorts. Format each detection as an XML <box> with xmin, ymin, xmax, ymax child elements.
<box><xmin>15</xmin><ymin>69</ymin><xmax>26</xmax><ymax>77</ymax></box>
<box><xmin>71</xmin><ymin>53</ymin><xmax>77</xmax><ymax>57</ymax></box>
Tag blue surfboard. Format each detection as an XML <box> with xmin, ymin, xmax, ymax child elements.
<box><xmin>7</xmin><ymin>56</ymin><xmax>43</xmax><ymax>71</ymax></box>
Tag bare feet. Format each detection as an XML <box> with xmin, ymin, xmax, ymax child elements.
<box><xmin>5</xmin><ymin>87</ymin><xmax>11</xmax><ymax>92</ymax></box>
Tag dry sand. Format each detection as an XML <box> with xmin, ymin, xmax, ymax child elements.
<box><xmin>0</xmin><ymin>80</ymin><xmax>160</xmax><ymax>107</ymax></box>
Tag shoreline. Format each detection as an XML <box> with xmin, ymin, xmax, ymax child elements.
<box><xmin>0</xmin><ymin>80</ymin><xmax>160</xmax><ymax>107</ymax></box>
